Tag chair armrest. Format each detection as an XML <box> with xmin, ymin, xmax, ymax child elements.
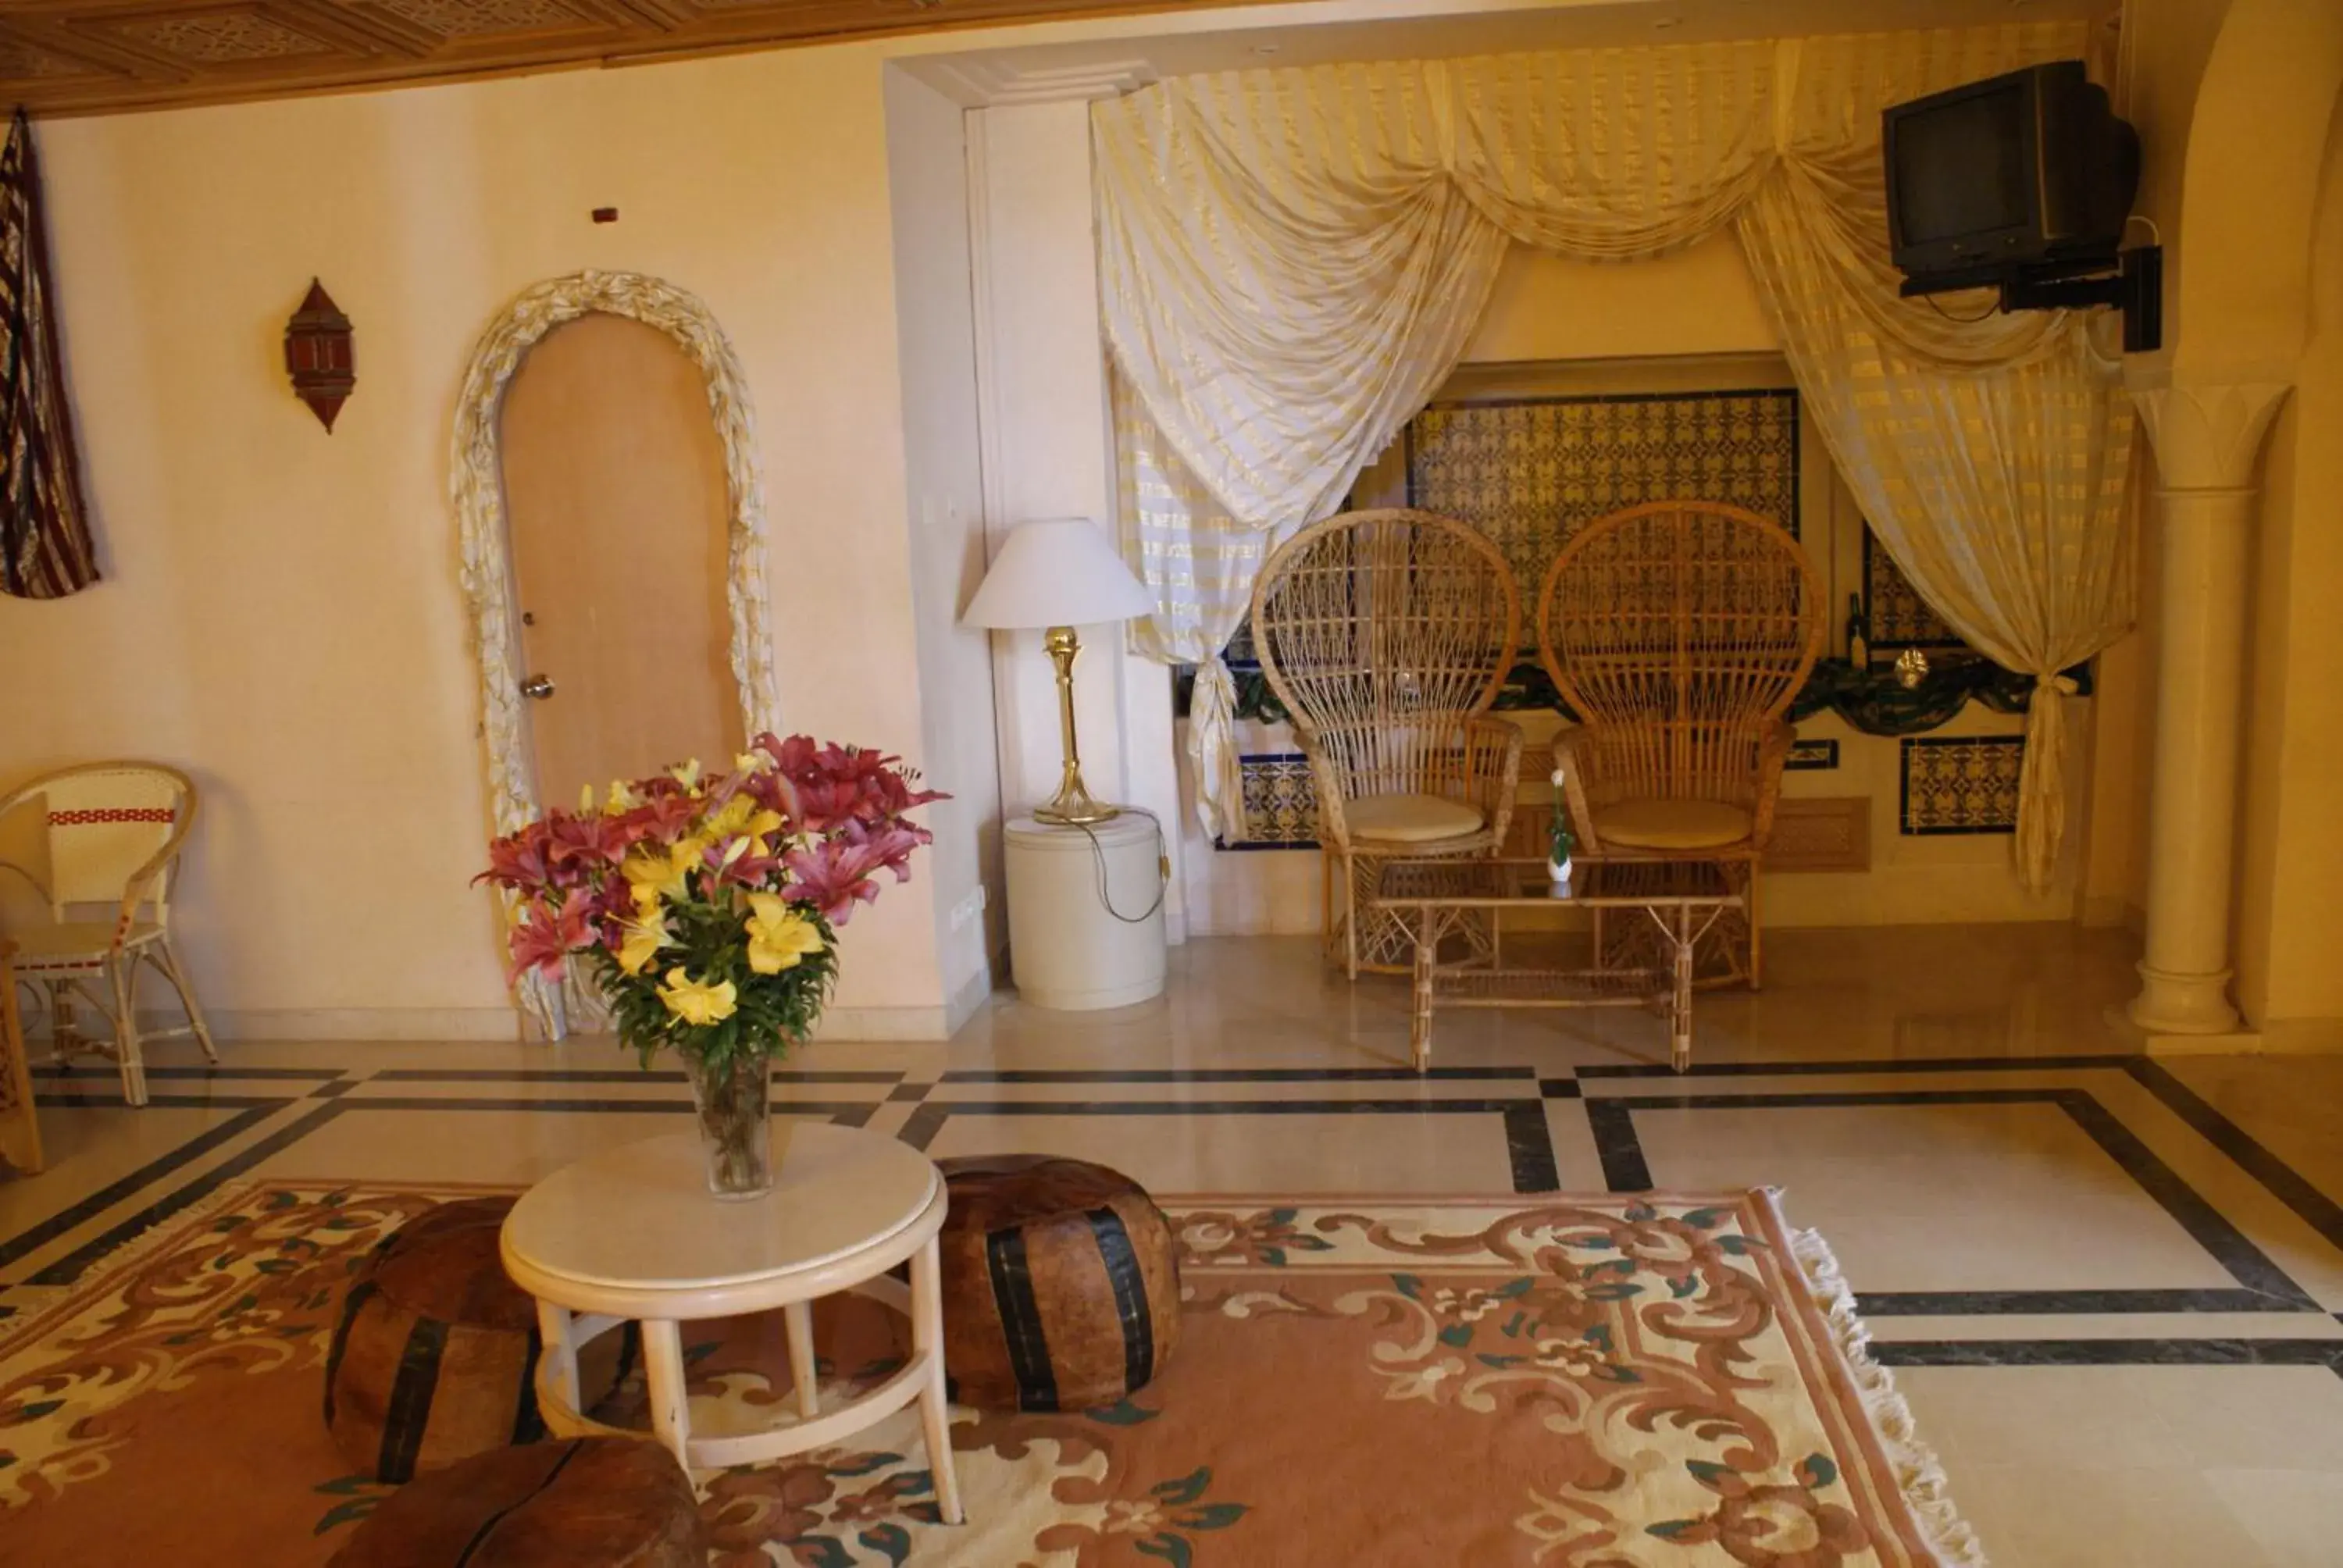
<box><xmin>1459</xmin><ymin>715</ymin><xmax>1523</xmax><ymax>850</ymax></box>
<box><xmin>112</xmin><ymin>797</ymin><xmax>198</xmax><ymax>949</ymax></box>
<box><xmin>1748</xmin><ymin>719</ymin><xmax>1796</xmax><ymax>850</ymax></box>
<box><xmin>0</xmin><ymin>860</ymin><xmax>48</xmax><ymax>903</ymax></box>
<box><xmin>1550</xmin><ymin>729</ymin><xmax>1603</xmax><ymax>853</ymax></box>
<box><xmin>1298</xmin><ymin>737</ymin><xmax>1354</xmax><ymax>851</ymax></box>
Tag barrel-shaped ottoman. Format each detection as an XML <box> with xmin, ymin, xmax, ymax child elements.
<box><xmin>325</xmin><ymin>1437</ymin><xmax>705</xmax><ymax>1567</ymax></box>
<box><xmin>936</xmin><ymin>1155</ymin><xmax>1181</xmax><ymax>1411</ymax></box>
<box><xmin>324</xmin><ymin>1196</ymin><xmax>543</xmax><ymax>1482</ymax></box>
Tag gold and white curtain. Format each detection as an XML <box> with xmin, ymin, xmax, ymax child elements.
<box><xmin>1096</xmin><ymin>22</ymin><xmax>2133</xmax><ymax>889</ymax></box>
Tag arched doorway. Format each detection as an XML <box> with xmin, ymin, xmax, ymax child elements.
<box><xmin>452</xmin><ymin>271</ymin><xmax>777</xmax><ymax>1038</ymax></box>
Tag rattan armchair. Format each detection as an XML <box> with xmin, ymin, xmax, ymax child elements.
<box><xmin>0</xmin><ymin>762</ymin><xmax>218</xmax><ymax>1107</ymax></box>
<box><xmin>1536</xmin><ymin>501</ymin><xmax>1824</xmax><ymax>986</ymax></box>
<box><xmin>1250</xmin><ymin>509</ymin><xmax>1524</xmax><ymax>976</ymax></box>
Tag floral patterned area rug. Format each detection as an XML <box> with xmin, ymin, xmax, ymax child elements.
<box><xmin>0</xmin><ymin>1181</ymin><xmax>1981</xmax><ymax>1566</ymax></box>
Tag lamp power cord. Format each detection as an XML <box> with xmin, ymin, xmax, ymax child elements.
<box><xmin>1065</xmin><ymin>806</ymin><xmax>1171</xmax><ymax>925</ymax></box>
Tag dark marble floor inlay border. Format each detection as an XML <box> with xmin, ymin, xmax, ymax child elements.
<box><xmin>1590</xmin><ymin>1085</ymin><xmax>2323</xmax><ymax>1314</ymax></box>
<box><xmin>2126</xmin><ymin>1057</ymin><xmax>2343</xmax><ymax>1254</ymax></box>
<box><xmin>940</xmin><ymin>1067</ymin><xmax>1537</xmax><ymax>1084</ymax></box>
<box><xmin>898</xmin><ymin>1097</ymin><xmax>1563</xmax><ymax>1195</ymax></box>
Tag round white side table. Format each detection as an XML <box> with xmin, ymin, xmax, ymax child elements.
<box><xmin>500</xmin><ymin>1124</ymin><xmax>962</xmax><ymax>1523</ymax></box>
<box><xmin>1004</xmin><ymin>813</ymin><xmax>1168</xmax><ymax>1010</ymax></box>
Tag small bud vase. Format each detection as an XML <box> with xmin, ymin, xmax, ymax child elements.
<box><xmin>680</xmin><ymin>1050</ymin><xmax>774</xmax><ymax>1199</ymax></box>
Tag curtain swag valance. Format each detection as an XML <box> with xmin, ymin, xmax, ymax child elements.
<box><xmin>1097</xmin><ymin>20</ymin><xmax>2134</xmax><ymax>892</ymax></box>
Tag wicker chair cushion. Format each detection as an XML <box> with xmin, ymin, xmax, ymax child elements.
<box><xmin>1346</xmin><ymin>793</ymin><xmax>1485</xmax><ymax>844</ymax></box>
<box><xmin>6</xmin><ymin>920</ymin><xmax>165</xmax><ymax>973</ymax></box>
<box><xmin>1593</xmin><ymin>798</ymin><xmax>1752</xmax><ymax>850</ymax></box>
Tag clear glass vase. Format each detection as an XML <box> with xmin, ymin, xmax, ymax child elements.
<box><xmin>680</xmin><ymin>1050</ymin><xmax>773</xmax><ymax>1199</ymax></box>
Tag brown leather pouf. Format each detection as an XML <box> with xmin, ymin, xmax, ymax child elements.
<box><xmin>936</xmin><ymin>1154</ymin><xmax>1181</xmax><ymax>1412</ymax></box>
<box><xmin>324</xmin><ymin>1195</ymin><xmax>543</xmax><ymax>1482</ymax></box>
<box><xmin>326</xmin><ymin>1437</ymin><xmax>705</xmax><ymax>1568</ymax></box>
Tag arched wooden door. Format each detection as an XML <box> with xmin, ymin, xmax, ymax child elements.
<box><xmin>497</xmin><ymin>311</ymin><xmax>744</xmax><ymax>804</ymax></box>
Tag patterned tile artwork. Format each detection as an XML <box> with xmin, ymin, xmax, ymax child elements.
<box><xmin>1899</xmin><ymin>736</ymin><xmax>2025</xmax><ymax>836</ymax></box>
<box><xmin>1406</xmin><ymin>389</ymin><xmax>1799</xmax><ymax>594</ymax></box>
<box><xmin>1219</xmin><ymin>753</ymin><xmax>1319</xmax><ymax>850</ymax></box>
<box><xmin>1863</xmin><ymin>527</ymin><xmax>1969</xmax><ymax>651</ymax></box>
<box><xmin>1786</xmin><ymin>737</ymin><xmax>1840</xmax><ymax>772</ymax></box>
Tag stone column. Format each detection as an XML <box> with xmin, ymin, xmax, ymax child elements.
<box><xmin>2127</xmin><ymin>381</ymin><xmax>2291</xmax><ymax>1035</ymax></box>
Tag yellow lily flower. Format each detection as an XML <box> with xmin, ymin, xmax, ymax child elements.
<box><xmin>745</xmin><ymin>894</ymin><xmax>826</xmax><ymax>975</ymax></box>
<box><xmin>669</xmin><ymin>759</ymin><xmax>704</xmax><ymax>792</ymax></box>
<box><xmin>658</xmin><ymin>966</ymin><xmax>737</xmax><ymax>1025</ymax></box>
<box><xmin>602</xmin><ymin>779</ymin><xmax>644</xmax><ymax>816</ymax></box>
<box><xmin>736</xmin><ymin>750</ymin><xmax>772</xmax><ymax>774</ymax></box>
<box><xmin>614</xmin><ymin>909</ymin><xmax>671</xmax><ymax>976</ymax></box>
<box><xmin>705</xmin><ymin>794</ymin><xmax>757</xmax><ymax>839</ymax></box>
<box><xmin>622</xmin><ymin>839</ymin><xmax>705</xmax><ymax>906</ymax></box>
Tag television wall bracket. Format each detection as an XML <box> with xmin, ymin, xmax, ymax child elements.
<box><xmin>1899</xmin><ymin>244</ymin><xmax>2162</xmax><ymax>353</ymax></box>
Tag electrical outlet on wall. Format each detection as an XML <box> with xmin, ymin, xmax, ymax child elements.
<box><xmin>950</xmin><ymin>886</ymin><xmax>988</xmax><ymax>932</ymax></box>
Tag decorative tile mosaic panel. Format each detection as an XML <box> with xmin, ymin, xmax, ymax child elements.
<box><xmin>1764</xmin><ymin>796</ymin><xmax>1872</xmax><ymax>872</ymax></box>
<box><xmin>1786</xmin><ymin>737</ymin><xmax>1839</xmax><ymax>772</ymax></box>
<box><xmin>1899</xmin><ymin>736</ymin><xmax>2025</xmax><ymax>836</ymax></box>
<box><xmin>1218</xmin><ymin>753</ymin><xmax>1320</xmax><ymax>850</ymax></box>
<box><xmin>1863</xmin><ymin>527</ymin><xmax>1969</xmax><ymax>652</ymax></box>
<box><xmin>1406</xmin><ymin>389</ymin><xmax>1799</xmax><ymax>593</ymax></box>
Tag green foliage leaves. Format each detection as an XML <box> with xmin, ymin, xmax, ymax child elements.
<box><xmin>592</xmin><ymin>906</ymin><xmax>838</xmax><ymax>1072</ymax></box>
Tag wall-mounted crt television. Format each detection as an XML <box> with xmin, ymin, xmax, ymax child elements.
<box><xmin>1885</xmin><ymin>61</ymin><xmax>2138</xmax><ymax>280</ymax></box>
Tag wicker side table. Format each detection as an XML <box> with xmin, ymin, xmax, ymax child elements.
<box><xmin>1374</xmin><ymin>855</ymin><xmax>1744</xmax><ymax>1074</ymax></box>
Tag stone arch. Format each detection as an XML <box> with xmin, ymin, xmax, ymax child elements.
<box><xmin>451</xmin><ymin>270</ymin><xmax>777</xmax><ymax>1036</ymax></box>
<box><xmin>2171</xmin><ymin>0</ymin><xmax>2343</xmax><ymax>377</ymax></box>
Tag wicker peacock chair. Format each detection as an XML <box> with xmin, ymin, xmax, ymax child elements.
<box><xmin>1250</xmin><ymin>508</ymin><xmax>1524</xmax><ymax>977</ymax></box>
<box><xmin>1535</xmin><ymin>501</ymin><xmax>1824</xmax><ymax>987</ymax></box>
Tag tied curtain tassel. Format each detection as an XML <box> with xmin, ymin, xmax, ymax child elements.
<box><xmin>1097</xmin><ymin>23</ymin><xmax>2136</xmax><ymax>889</ymax></box>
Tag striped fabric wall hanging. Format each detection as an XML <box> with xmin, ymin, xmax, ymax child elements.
<box><xmin>0</xmin><ymin>110</ymin><xmax>99</xmax><ymax>600</ymax></box>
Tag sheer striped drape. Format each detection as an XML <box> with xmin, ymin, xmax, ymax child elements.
<box><xmin>1097</xmin><ymin>23</ymin><xmax>2134</xmax><ymax>886</ymax></box>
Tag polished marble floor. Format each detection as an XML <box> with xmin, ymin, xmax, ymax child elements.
<box><xmin>7</xmin><ymin>925</ymin><xmax>2343</xmax><ymax>1566</ymax></box>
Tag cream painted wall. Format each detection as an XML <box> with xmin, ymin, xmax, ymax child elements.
<box><xmin>1462</xmin><ymin>237</ymin><xmax>1774</xmax><ymax>361</ymax></box>
<box><xmin>967</xmin><ymin>98</ymin><xmax>1188</xmax><ymax>941</ymax></box>
<box><xmin>2</xmin><ymin>44</ymin><xmax>965</xmax><ymax>1039</ymax></box>
<box><xmin>884</xmin><ymin>67</ymin><xmax>1007</xmax><ymax>1030</ymax></box>
<box><xmin>2234</xmin><ymin>98</ymin><xmax>2343</xmax><ymax>1032</ymax></box>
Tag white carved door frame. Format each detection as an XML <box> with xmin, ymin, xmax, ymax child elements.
<box><xmin>451</xmin><ymin>270</ymin><xmax>778</xmax><ymax>1039</ymax></box>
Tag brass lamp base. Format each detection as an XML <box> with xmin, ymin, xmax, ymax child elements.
<box><xmin>1031</xmin><ymin>624</ymin><xmax>1121</xmax><ymax>827</ymax></box>
<box><xmin>1032</xmin><ymin>790</ymin><xmax>1120</xmax><ymax>826</ymax></box>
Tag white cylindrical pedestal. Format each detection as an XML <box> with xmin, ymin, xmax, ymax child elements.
<box><xmin>1004</xmin><ymin>814</ymin><xmax>1167</xmax><ymax>1010</ymax></box>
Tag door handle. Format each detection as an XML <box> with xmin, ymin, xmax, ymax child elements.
<box><xmin>520</xmin><ymin>674</ymin><xmax>555</xmax><ymax>700</ymax></box>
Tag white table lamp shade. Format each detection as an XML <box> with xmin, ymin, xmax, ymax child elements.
<box><xmin>962</xmin><ymin>518</ymin><xmax>1156</xmax><ymax>629</ymax></box>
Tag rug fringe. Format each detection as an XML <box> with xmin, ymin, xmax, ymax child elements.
<box><xmin>1781</xmin><ymin>1207</ymin><xmax>1989</xmax><ymax>1568</ymax></box>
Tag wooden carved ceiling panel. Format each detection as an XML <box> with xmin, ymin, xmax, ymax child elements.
<box><xmin>0</xmin><ymin>0</ymin><xmax>1221</xmax><ymax>114</ymax></box>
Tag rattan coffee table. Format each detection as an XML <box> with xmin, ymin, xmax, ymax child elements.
<box><xmin>1374</xmin><ymin>856</ymin><xmax>1744</xmax><ymax>1074</ymax></box>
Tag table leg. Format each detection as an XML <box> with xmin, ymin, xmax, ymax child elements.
<box><xmin>785</xmin><ymin>1299</ymin><xmax>820</xmax><ymax>1418</ymax></box>
<box><xmin>1671</xmin><ymin>904</ymin><xmax>1694</xmax><ymax>1074</ymax></box>
<box><xmin>1410</xmin><ymin>911</ymin><xmax>1436</xmax><ymax>1074</ymax></box>
<box><xmin>911</xmin><ymin>1234</ymin><xmax>965</xmax><ymax>1524</ymax></box>
<box><xmin>537</xmin><ymin>1299</ymin><xmax>582</xmax><ymax>1420</ymax></box>
<box><xmin>640</xmin><ymin>1318</ymin><xmax>694</xmax><ymax>1472</ymax></box>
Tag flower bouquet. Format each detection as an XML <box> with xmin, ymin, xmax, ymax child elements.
<box><xmin>480</xmin><ymin>732</ymin><xmax>945</xmax><ymax>1197</ymax></box>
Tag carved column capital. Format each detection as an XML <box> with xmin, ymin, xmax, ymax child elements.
<box><xmin>2131</xmin><ymin>380</ymin><xmax>2292</xmax><ymax>492</ymax></box>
